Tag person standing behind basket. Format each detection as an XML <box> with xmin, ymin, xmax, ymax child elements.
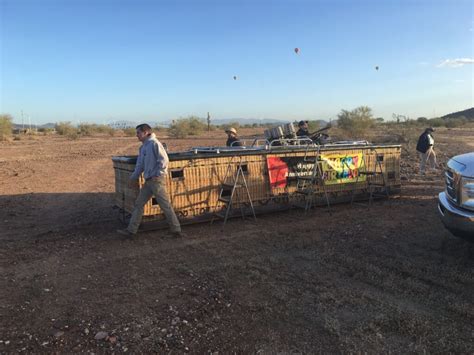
<box><xmin>117</xmin><ymin>124</ymin><xmax>182</xmax><ymax>238</ymax></box>
<box><xmin>416</xmin><ymin>127</ymin><xmax>437</xmax><ymax>175</ymax></box>
<box><xmin>225</xmin><ymin>127</ymin><xmax>242</xmax><ymax>147</ymax></box>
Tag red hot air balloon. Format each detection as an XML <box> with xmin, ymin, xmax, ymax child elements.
<box><xmin>294</xmin><ymin>47</ymin><xmax>299</xmax><ymax>54</ymax></box>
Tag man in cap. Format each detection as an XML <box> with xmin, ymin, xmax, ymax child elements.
<box><xmin>416</xmin><ymin>127</ymin><xmax>437</xmax><ymax>175</ymax></box>
<box><xmin>296</xmin><ymin>120</ymin><xmax>309</xmax><ymax>137</ymax></box>
<box><xmin>225</xmin><ymin>127</ymin><xmax>242</xmax><ymax>147</ymax></box>
<box><xmin>117</xmin><ymin>123</ymin><xmax>182</xmax><ymax>238</ymax></box>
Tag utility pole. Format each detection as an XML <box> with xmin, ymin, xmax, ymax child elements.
<box><xmin>207</xmin><ymin>112</ymin><xmax>211</xmax><ymax>132</ymax></box>
<box><xmin>21</xmin><ymin>110</ymin><xmax>24</xmax><ymax>131</ymax></box>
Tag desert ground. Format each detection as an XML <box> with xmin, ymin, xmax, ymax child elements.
<box><xmin>0</xmin><ymin>126</ymin><xmax>473</xmax><ymax>353</ymax></box>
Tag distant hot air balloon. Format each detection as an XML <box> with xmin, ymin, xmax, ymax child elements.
<box><xmin>233</xmin><ymin>75</ymin><xmax>237</xmax><ymax>80</ymax></box>
<box><xmin>294</xmin><ymin>47</ymin><xmax>299</xmax><ymax>54</ymax></box>
<box><xmin>375</xmin><ymin>66</ymin><xmax>379</xmax><ymax>71</ymax></box>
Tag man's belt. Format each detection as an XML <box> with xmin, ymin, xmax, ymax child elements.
<box><xmin>145</xmin><ymin>176</ymin><xmax>162</xmax><ymax>182</ymax></box>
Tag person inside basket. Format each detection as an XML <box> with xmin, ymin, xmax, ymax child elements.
<box><xmin>296</xmin><ymin>120</ymin><xmax>309</xmax><ymax>137</ymax></box>
<box><xmin>416</xmin><ymin>127</ymin><xmax>437</xmax><ymax>175</ymax></box>
<box><xmin>225</xmin><ymin>127</ymin><xmax>242</xmax><ymax>147</ymax></box>
<box><xmin>117</xmin><ymin>124</ymin><xmax>182</xmax><ymax>238</ymax></box>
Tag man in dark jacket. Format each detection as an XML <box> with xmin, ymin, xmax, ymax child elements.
<box><xmin>296</xmin><ymin>120</ymin><xmax>309</xmax><ymax>137</ymax></box>
<box><xmin>416</xmin><ymin>127</ymin><xmax>437</xmax><ymax>174</ymax></box>
<box><xmin>225</xmin><ymin>127</ymin><xmax>242</xmax><ymax>147</ymax></box>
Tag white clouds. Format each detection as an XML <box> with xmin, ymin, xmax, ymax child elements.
<box><xmin>437</xmin><ymin>58</ymin><xmax>474</xmax><ymax>68</ymax></box>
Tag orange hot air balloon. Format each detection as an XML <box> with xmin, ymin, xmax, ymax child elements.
<box><xmin>294</xmin><ymin>47</ymin><xmax>299</xmax><ymax>54</ymax></box>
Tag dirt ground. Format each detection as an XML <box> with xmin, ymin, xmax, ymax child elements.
<box><xmin>1</xmin><ymin>127</ymin><xmax>473</xmax><ymax>353</ymax></box>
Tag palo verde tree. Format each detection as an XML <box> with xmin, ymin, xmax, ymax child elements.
<box><xmin>168</xmin><ymin>116</ymin><xmax>207</xmax><ymax>138</ymax></box>
<box><xmin>337</xmin><ymin>106</ymin><xmax>375</xmax><ymax>138</ymax></box>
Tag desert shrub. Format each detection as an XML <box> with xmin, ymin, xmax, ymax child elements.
<box><xmin>0</xmin><ymin>114</ymin><xmax>13</xmax><ymax>141</ymax></box>
<box><xmin>97</xmin><ymin>124</ymin><xmax>115</xmax><ymax>135</ymax></box>
<box><xmin>38</xmin><ymin>127</ymin><xmax>55</xmax><ymax>134</ymax></box>
<box><xmin>78</xmin><ymin>123</ymin><xmax>115</xmax><ymax>136</ymax></box>
<box><xmin>67</xmin><ymin>131</ymin><xmax>79</xmax><ymax>140</ymax></box>
<box><xmin>403</xmin><ymin>119</ymin><xmax>418</xmax><ymax>127</ymax></box>
<box><xmin>337</xmin><ymin>106</ymin><xmax>375</xmax><ymax>138</ymax></box>
<box><xmin>123</xmin><ymin>128</ymin><xmax>136</xmax><ymax>137</ymax></box>
<box><xmin>169</xmin><ymin>116</ymin><xmax>207</xmax><ymax>138</ymax></box>
<box><xmin>55</xmin><ymin>121</ymin><xmax>78</xmax><ymax>136</ymax></box>
<box><xmin>417</xmin><ymin>117</ymin><xmax>428</xmax><ymax>124</ymax></box>
<box><xmin>153</xmin><ymin>125</ymin><xmax>169</xmax><ymax>132</ymax></box>
<box><xmin>307</xmin><ymin>120</ymin><xmax>320</xmax><ymax>132</ymax></box>
<box><xmin>427</xmin><ymin>117</ymin><xmax>445</xmax><ymax>127</ymax></box>
<box><xmin>169</xmin><ymin>120</ymin><xmax>190</xmax><ymax>138</ymax></box>
<box><xmin>445</xmin><ymin>117</ymin><xmax>467</xmax><ymax>128</ymax></box>
<box><xmin>222</xmin><ymin>121</ymin><xmax>241</xmax><ymax>132</ymax></box>
<box><xmin>187</xmin><ymin>117</ymin><xmax>207</xmax><ymax>135</ymax></box>
<box><xmin>78</xmin><ymin>123</ymin><xmax>93</xmax><ymax>136</ymax></box>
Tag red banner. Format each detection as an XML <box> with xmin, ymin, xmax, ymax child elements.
<box><xmin>266</xmin><ymin>157</ymin><xmax>289</xmax><ymax>189</ymax></box>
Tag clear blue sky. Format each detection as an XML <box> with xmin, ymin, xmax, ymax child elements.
<box><xmin>1</xmin><ymin>0</ymin><xmax>472</xmax><ymax>125</ymax></box>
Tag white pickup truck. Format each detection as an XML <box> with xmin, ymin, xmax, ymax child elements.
<box><xmin>438</xmin><ymin>152</ymin><xmax>474</xmax><ymax>240</ymax></box>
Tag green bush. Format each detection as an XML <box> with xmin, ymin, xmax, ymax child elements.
<box><xmin>337</xmin><ymin>106</ymin><xmax>375</xmax><ymax>138</ymax></box>
<box><xmin>0</xmin><ymin>114</ymin><xmax>13</xmax><ymax>141</ymax></box>
<box><xmin>307</xmin><ymin>120</ymin><xmax>320</xmax><ymax>132</ymax></box>
<box><xmin>38</xmin><ymin>127</ymin><xmax>55</xmax><ymax>134</ymax></box>
<box><xmin>78</xmin><ymin>123</ymin><xmax>115</xmax><ymax>136</ymax></box>
<box><xmin>169</xmin><ymin>116</ymin><xmax>207</xmax><ymax>138</ymax></box>
<box><xmin>427</xmin><ymin>118</ymin><xmax>445</xmax><ymax>127</ymax></box>
<box><xmin>222</xmin><ymin>121</ymin><xmax>241</xmax><ymax>132</ymax></box>
<box><xmin>123</xmin><ymin>128</ymin><xmax>136</xmax><ymax>137</ymax></box>
<box><xmin>445</xmin><ymin>117</ymin><xmax>467</xmax><ymax>128</ymax></box>
<box><xmin>67</xmin><ymin>131</ymin><xmax>79</xmax><ymax>140</ymax></box>
<box><xmin>55</xmin><ymin>121</ymin><xmax>78</xmax><ymax>136</ymax></box>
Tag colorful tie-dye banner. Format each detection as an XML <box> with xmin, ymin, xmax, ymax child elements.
<box><xmin>319</xmin><ymin>153</ymin><xmax>366</xmax><ymax>185</ymax></box>
<box><xmin>266</xmin><ymin>153</ymin><xmax>365</xmax><ymax>192</ymax></box>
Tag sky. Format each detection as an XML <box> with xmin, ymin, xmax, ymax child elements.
<box><xmin>0</xmin><ymin>0</ymin><xmax>473</xmax><ymax>125</ymax></box>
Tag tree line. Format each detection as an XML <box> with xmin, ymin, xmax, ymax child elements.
<box><xmin>0</xmin><ymin>107</ymin><xmax>471</xmax><ymax>141</ymax></box>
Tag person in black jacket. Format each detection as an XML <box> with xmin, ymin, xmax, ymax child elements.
<box><xmin>416</xmin><ymin>127</ymin><xmax>437</xmax><ymax>174</ymax></box>
<box><xmin>225</xmin><ymin>127</ymin><xmax>242</xmax><ymax>147</ymax></box>
<box><xmin>296</xmin><ymin>120</ymin><xmax>309</xmax><ymax>137</ymax></box>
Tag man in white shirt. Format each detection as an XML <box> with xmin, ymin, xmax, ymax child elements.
<box><xmin>117</xmin><ymin>124</ymin><xmax>182</xmax><ymax>238</ymax></box>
